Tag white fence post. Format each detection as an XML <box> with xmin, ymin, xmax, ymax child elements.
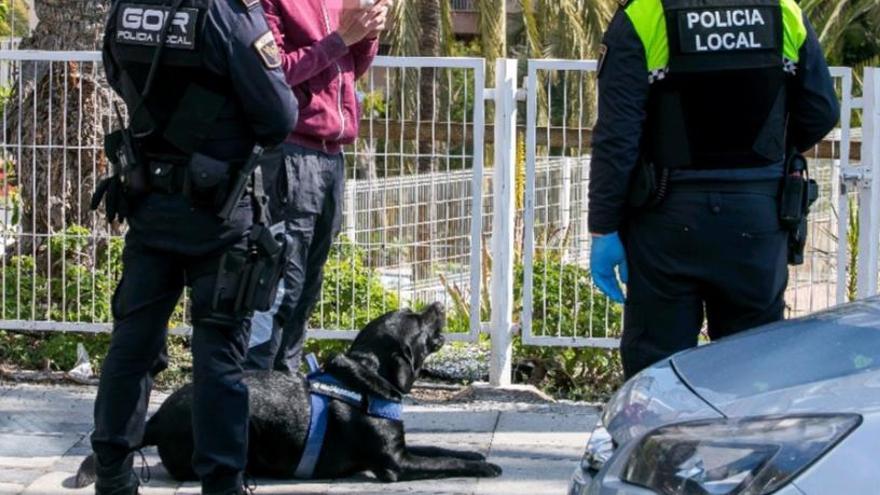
<box><xmin>560</xmin><ymin>157</ymin><xmax>573</xmax><ymax>238</ymax></box>
<box><xmin>489</xmin><ymin>58</ymin><xmax>518</xmax><ymax>387</ymax></box>
<box><xmin>858</xmin><ymin>68</ymin><xmax>880</xmax><ymax>298</ymax></box>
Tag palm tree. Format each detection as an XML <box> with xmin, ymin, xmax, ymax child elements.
<box><xmin>386</xmin><ymin>0</ymin><xmax>454</xmax><ymax>280</ymax></box>
<box><xmin>478</xmin><ymin>0</ymin><xmax>505</xmax><ymax>82</ymax></box>
<box><xmin>519</xmin><ymin>0</ymin><xmax>615</xmax><ymax>127</ymax></box>
<box><xmin>802</xmin><ymin>0</ymin><xmax>880</xmax><ymax>67</ymax></box>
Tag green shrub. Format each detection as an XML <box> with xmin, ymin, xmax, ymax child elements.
<box><xmin>441</xmin><ymin>253</ymin><xmax>625</xmax><ymax>401</ymax></box>
<box><xmin>1</xmin><ymin>227</ymin><xmax>624</xmax><ymax>401</ymax></box>
<box><xmin>304</xmin><ymin>240</ymin><xmax>401</xmax><ymax>362</ymax></box>
<box><xmin>511</xmin><ymin>255</ymin><xmax>624</xmax><ymax>401</ymax></box>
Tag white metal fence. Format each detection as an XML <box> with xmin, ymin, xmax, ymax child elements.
<box><xmin>0</xmin><ymin>50</ymin><xmax>874</xmax><ymax>387</ymax></box>
<box><xmin>0</xmin><ymin>51</ymin><xmax>489</xmax><ymax>342</ymax></box>
<box><xmin>519</xmin><ymin>61</ymin><xmax>860</xmax><ymax>351</ymax></box>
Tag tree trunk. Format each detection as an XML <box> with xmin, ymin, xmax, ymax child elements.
<box><xmin>7</xmin><ymin>0</ymin><xmax>112</xmax><ymax>256</ymax></box>
<box><xmin>19</xmin><ymin>0</ymin><xmax>108</xmax><ymax>51</ymax></box>
<box><xmin>414</xmin><ymin>0</ymin><xmax>441</xmax><ymax>283</ymax></box>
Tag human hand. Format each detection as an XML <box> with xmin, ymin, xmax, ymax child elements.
<box><xmin>367</xmin><ymin>0</ymin><xmax>391</xmax><ymax>37</ymax></box>
<box><xmin>590</xmin><ymin>232</ymin><xmax>628</xmax><ymax>304</ymax></box>
<box><xmin>338</xmin><ymin>0</ymin><xmax>391</xmax><ymax>46</ymax></box>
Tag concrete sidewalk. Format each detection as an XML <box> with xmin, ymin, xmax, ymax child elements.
<box><xmin>0</xmin><ymin>382</ymin><xmax>598</xmax><ymax>495</ymax></box>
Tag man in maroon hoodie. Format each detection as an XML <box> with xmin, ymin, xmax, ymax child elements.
<box><xmin>245</xmin><ymin>0</ymin><xmax>389</xmax><ymax>372</ymax></box>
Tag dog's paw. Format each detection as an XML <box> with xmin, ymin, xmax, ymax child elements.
<box><xmin>375</xmin><ymin>468</ymin><xmax>400</xmax><ymax>482</ymax></box>
<box><xmin>476</xmin><ymin>462</ymin><xmax>503</xmax><ymax>478</ymax></box>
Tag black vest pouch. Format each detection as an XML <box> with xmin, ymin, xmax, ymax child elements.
<box><xmin>188</xmin><ymin>152</ymin><xmax>232</xmax><ymax>210</ymax></box>
<box><xmin>650</xmin><ymin>0</ymin><xmax>787</xmax><ymax>170</ymax></box>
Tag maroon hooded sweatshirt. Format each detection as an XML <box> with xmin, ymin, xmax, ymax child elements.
<box><xmin>260</xmin><ymin>0</ymin><xmax>379</xmax><ymax>154</ymax></box>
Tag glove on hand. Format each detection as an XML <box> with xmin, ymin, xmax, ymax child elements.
<box><xmin>590</xmin><ymin>232</ymin><xmax>628</xmax><ymax>304</ymax></box>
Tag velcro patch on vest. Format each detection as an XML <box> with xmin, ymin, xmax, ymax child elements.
<box><xmin>254</xmin><ymin>31</ymin><xmax>282</xmax><ymax>69</ymax></box>
<box><xmin>676</xmin><ymin>7</ymin><xmax>779</xmax><ymax>54</ymax></box>
<box><xmin>116</xmin><ymin>3</ymin><xmax>200</xmax><ymax>50</ymax></box>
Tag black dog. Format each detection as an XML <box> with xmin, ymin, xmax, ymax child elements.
<box><xmin>77</xmin><ymin>303</ymin><xmax>501</xmax><ymax>485</ymax></box>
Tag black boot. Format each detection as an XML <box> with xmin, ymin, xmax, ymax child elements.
<box><xmin>94</xmin><ymin>454</ymin><xmax>140</xmax><ymax>495</ymax></box>
<box><xmin>202</xmin><ymin>473</ymin><xmax>254</xmax><ymax>495</ymax></box>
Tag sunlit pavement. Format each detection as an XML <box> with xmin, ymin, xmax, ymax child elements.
<box><xmin>0</xmin><ymin>382</ymin><xmax>598</xmax><ymax>495</ymax></box>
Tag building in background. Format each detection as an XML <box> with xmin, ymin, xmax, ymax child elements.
<box><xmin>451</xmin><ymin>0</ymin><xmax>520</xmax><ymax>38</ymax></box>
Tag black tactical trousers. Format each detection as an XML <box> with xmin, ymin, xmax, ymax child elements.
<box><xmin>92</xmin><ymin>232</ymin><xmax>251</xmax><ymax>494</ymax></box>
<box><xmin>621</xmin><ymin>185</ymin><xmax>789</xmax><ymax>378</ymax></box>
<box><xmin>244</xmin><ymin>143</ymin><xmax>344</xmax><ymax>373</ymax></box>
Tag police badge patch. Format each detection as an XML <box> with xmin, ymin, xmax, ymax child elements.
<box><xmin>254</xmin><ymin>31</ymin><xmax>282</xmax><ymax>69</ymax></box>
<box><xmin>116</xmin><ymin>3</ymin><xmax>200</xmax><ymax>50</ymax></box>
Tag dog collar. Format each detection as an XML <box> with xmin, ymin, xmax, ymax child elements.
<box><xmin>294</xmin><ymin>354</ymin><xmax>404</xmax><ymax>479</ymax></box>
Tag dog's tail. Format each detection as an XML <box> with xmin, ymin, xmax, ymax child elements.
<box><xmin>74</xmin><ymin>417</ymin><xmax>159</xmax><ymax>488</ymax></box>
<box><xmin>74</xmin><ymin>453</ymin><xmax>97</xmax><ymax>488</ymax></box>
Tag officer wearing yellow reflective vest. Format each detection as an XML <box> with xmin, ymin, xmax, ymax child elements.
<box><xmin>588</xmin><ymin>0</ymin><xmax>839</xmax><ymax>378</ymax></box>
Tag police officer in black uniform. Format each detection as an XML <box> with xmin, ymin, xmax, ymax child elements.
<box><xmin>588</xmin><ymin>0</ymin><xmax>839</xmax><ymax>378</ymax></box>
<box><xmin>91</xmin><ymin>0</ymin><xmax>298</xmax><ymax>493</ymax></box>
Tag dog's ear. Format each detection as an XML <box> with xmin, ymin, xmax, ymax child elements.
<box><xmin>390</xmin><ymin>343</ymin><xmax>417</xmax><ymax>394</ymax></box>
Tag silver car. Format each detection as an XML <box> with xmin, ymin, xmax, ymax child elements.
<box><xmin>569</xmin><ymin>297</ymin><xmax>880</xmax><ymax>495</ymax></box>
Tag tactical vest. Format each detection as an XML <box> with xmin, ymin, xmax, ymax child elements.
<box><xmin>624</xmin><ymin>0</ymin><xmax>809</xmax><ymax>170</ymax></box>
<box><xmin>107</xmin><ymin>0</ymin><xmax>250</xmax><ymax>159</ymax></box>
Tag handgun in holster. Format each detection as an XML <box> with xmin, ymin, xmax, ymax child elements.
<box><xmin>238</xmin><ymin>223</ymin><xmax>292</xmax><ymax>312</ymax></box>
<box><xmin>211</xmin><ymin>147</ymin><xmax>291</xmax><ymax>318</ymax></box>
<box><xmin>211</xmin><ymin>222</ymin><xmax>291</xmax><ymax>318</ymax></box>
<box><xmin>779</xmin><ymin>150</ymin><xmax>819</xmax><ymax>266</ymax></box>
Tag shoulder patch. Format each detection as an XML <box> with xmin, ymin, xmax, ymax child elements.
<box><xmin>597</xmin><ymin>44</ymin><xmax>609</xmax><ymax>78</ymax></box>
<box><xmin>254</xmin><ymin>31</ymin><xmax>282</xmax><ymax>69</ymax></box>
<box><xmin>239</xmin><ymin>0</ymin><xmax>259</xmax><ymax>8</ymax></box>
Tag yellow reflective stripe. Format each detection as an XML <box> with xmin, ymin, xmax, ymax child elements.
<box><xmin>625</xmin><ymin>0</ymin><xmax>669</xmax><ymax>72</ymax></box>
<box><xmin>781</xmin><ymin>0</ymin><xmax>807</xmax><ymax>63</ymax></box>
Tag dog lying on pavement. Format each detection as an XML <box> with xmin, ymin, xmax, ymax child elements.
<box><xmin>77</xmin><ymin>303</ymin><xmax>502</xmax><ymax>485</ymax></box>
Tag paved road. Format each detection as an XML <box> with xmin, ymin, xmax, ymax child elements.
<box><xmin>0</xmin><ymin>382</ymin><xmax>598</xmax><ymax>495</ymax></box>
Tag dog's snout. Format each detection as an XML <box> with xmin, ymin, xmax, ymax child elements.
<box><xmin>427</xmin><ymin>301</ymin><xmax>446</xmax><ymax>317</ymax></box>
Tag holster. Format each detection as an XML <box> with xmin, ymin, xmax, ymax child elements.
<box><xmin>780</xmin><ymin>151</ymin><xmax>819</xmax><ymax>266</ymax></box>
<box><xmin>91</xmin><ymin>127</ymin><xmax>149</xmax><ymax>223</ymax></box>
<box><xmin>105</xmin><ymin>128</ymin><xmax>150</xmax><ymax>196</ymax></box>
<box><xmin>212</xmin><ymin>223</ymin><xmax>291</xmax><ymax>316</ymax></box>
<box><xmin>627</xmin><ymin>156</ymin><xmax>669</xmax><ymax>210</ymax></box>
<box><xmin>240</xmin><ymin>224</ymin><xmax>292</xmax><ymax>312</ymax></box>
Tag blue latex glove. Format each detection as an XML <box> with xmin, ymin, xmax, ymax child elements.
<box><xmin>590</xmin><ymin>232</ymin><xmax>628</xmax><ymax>304</ymax></box>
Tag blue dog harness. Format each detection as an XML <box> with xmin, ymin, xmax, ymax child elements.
<box><xmin>293</xmin><ymin>354</ymin><xmax>404</xmax><ymax>479</ymax></box>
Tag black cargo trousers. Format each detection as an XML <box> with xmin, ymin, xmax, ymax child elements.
<box><xmin>621</xmin><ymin>183</ymin><xmax>789</xmax><ymax>378</ymax></box>
<box><xmin>244</xmin><ymin>143</ymin><xmax>345</xmax><ymax>372</ymax></box>
<box><xmin>91</xmin><ymin>194</ymin><xmax>253</xmax><ymax>494</ymax></box>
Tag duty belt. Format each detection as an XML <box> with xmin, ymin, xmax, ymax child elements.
<box><xmin>670</xmin><ymin>179</ymin><xmax>782</xmax><ymax>197</ymax></box>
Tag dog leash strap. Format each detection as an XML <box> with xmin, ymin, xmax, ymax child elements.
<box><xmin>294</xmin><ymin>393</ymin><xmax>330</xmax><ymax>479</ymax></box>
